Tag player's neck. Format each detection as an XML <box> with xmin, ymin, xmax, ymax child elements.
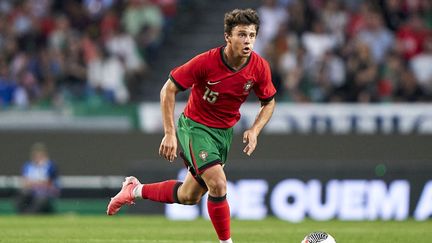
<box><xmin>223</xmin><ymin>46</ymin><xmax>249</xmax><ymax>71</ymax></box>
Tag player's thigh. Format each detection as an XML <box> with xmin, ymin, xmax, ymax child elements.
<box><xmin>177</xmin><ymin>172</ymin><xmax>207</xmax><ymax>204</ymax></box>
<box><xmin>201</xmin><ymin>164</ymin><xmax>227</xmax><ymax>196</ymax></box>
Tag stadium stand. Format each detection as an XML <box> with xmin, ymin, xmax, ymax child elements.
<box><xmin>257</xmin><ymin>0</ymin><xmax>432</xmax><ymax>102</ymax></box>
<box><xmin>0</xmin><ymin>0</ymin><xmax>431</xmax><ymax>110</ymax></box>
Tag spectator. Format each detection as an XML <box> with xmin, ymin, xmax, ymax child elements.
<box><xmin>410</xmin><ymin>36</ymin><xmax>432</xmax><ymax>93</ymax></box>
<box><xmin>254</xmin><ymin>0</ymin><xmax>288</xmax><ymax>56</ymax></box>
<box><xmin>394</xmin><ymin>69</ymin><xmax>428</xmax><ymax>102</ymax></box>
<box><xmin>87</xmin><ymin>46</ymin><xmax>128</xmax><ymax>104</ymax></box>
<box><xmin>48</xmin><ymin>14</ymin><xmax>73</xmax><ymax>52</ymax></box>
<box><xmin>58</xmin><ymin>33</ymin><xmax>88</xmax><ymax>101</ymax></box>
<box><xmin>377</xmin><ymin>51</ymin><xmax>404</xmax><ymax>101</ymax></box>
<box><xmin>345</xmin><ymin>1</ymin><xmax>370</xmax><ymax>38</ymax></box>
<box><xmin>105</xmin><ymin>25</ymin><xmax>147</xmax><ymax>101</ymax></box>
<box><xmin>380</xmin><ymin>0</ymin><xmax>407</xmax><ymax>31</ymax></box>
<box><xmin>122</xmin><ymin>0</ymin><xmax>163</xmax><ymax>64</ymax></box>
<box><xmin>151</xmin><ymin>0</ymin><xmax>178</xmax><ymax>36</ymax></box>
<box><xmin>13</xmin><ymin>70</ymin><xmax>40</xmax><ymax>108</ymax></box>
<box><xmin>0</xmin><ymin>57</ymin><xmax>16</xmax><ymax>107</ymax></box>
<box><xmin>301</xmin><ymin>19</ymin><xmax>338</xmax><ymax>64</ymax></box>
<box><xmin>423</xmin><ymin>0</ymin><xmax>432</xmax><ymax>29</ymax></box>
<box><xmin>320</xmin><ymin>0</ymin><xmax>348</xmax><ymax>46</ymax></box>
<box><xmin>342</xmin><ymin>41</ymin><xmax>379</xmax><ymax>102</ymax></box>
<box><xmin>312</xmin><ymin>50</ymin><xmax>346</xmax><ymax>102</ymax></box>
<box><xmin>395</xmin><ymin>14</ymin><xmax>430</xmax><ymax>60</ymax></box>
<box><xmin>280</xmin><ymin>45</ymin><xmax>314</xmax><ymax>102</ymax></box>
<box><xmin>16</xmin><ymin>142</ymin><xmax>60</xmax><ymax>214</ymax></box>
<box><xmin>356</xmin><ymin>10</ymin><xmax>394</xmax><ymax>64</ymax></box>
<box><xmin>84</xmin><ymin>0</ymin><xmax>115</xmax><ymax>20</ymax></box>
<box><xmin>286</xmin><ymin>0</ymin><xmax>315</xmax><ymax>37</ymax></box>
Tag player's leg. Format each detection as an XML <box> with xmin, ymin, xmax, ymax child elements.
<box><xmin>201</xmin><ymin>164</ymin><xmax>232</xmax><ymax>243</ymax></box>
<box><xmin>176</xmin><ymin>114</ymin><xmax>233</xmax><ymax>242</ymax></box>
<box><xmin>133</xmin><ymin>179</ymin><xmax>182</xmax><ymax>203</ymax></box>
<box><xmin>107</xmin><ymin>171</ymin><xmax>207</xmax><ymax>215</ymax></box>
<box><xmin>176</xmin><ymin>171</ymin><xmax>207</xmax><ymax>205</ymax></box>
<box><xmin>137</xmin><ymin>168</ymin><xmax>208</xmax><ymax>205</ymax></box>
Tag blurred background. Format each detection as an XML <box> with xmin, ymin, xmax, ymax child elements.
<box><xmin>0</xmin><ymin>0</ymin><xmax>431</xmax><ymax>221</ymax></box>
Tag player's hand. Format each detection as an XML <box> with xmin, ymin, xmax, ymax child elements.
<box><xmin>242</xmin><ymin>129</ymin><xmax>258</xmax><ymax>156</ymax></box>
<box><xmin>159</xmin><ymin>134</ymin><xmax>177</xmax><ymax>162</ymax></box>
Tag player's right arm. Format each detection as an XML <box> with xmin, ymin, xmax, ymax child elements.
<box><xmin>159</xmin><ymin>52</ymin><xmax>206</xmax><ymax>161</ymax></box>
<box><xmin>159</xmin><ymin>79</ymin><xmax>180</xmax><ymax>162</ymax></box>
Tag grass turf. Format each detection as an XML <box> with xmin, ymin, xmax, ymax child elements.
<box><xmin>0</xmin><ymin>215</ymin><xmax>430</xmax><ymax>242</ymax></box>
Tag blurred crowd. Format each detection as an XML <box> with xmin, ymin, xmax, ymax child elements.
<box><xmin>0</xmin><ymin>0</ymin><xmax>177</xmax><ymax>108</ymax></box>
<box><xmin>0</xmin><ymin>0</ymin><xmax>431</xmax><ymax>109</ymax></box>
<box><xmin>256</xmin><ymin>0</ymin><xmax>432</xmax><ymax>102</ymax></box>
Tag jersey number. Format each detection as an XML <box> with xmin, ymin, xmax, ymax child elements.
<box><xmin>203</xmin><ymin>86</ymin><xmax>219</xmax><ymax>104</ymax></box>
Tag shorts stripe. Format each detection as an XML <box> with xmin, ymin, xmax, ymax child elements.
<box><xmin>189</xmin><ymin>139</ymin><xmax>200</xmax><ymax>174</ymax></box>
<box><xmin>179</xmin><ymin>151</ymin><xmax>207</xmax><ymax>188</ymax></box>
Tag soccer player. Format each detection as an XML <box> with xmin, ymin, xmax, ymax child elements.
<box><xmin>107</xmin><ymin>8</ymin><xmax>276</xmax><ymax>243</ymax></box>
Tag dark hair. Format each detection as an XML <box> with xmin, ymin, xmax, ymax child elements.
<box><xmin>224</xmin><ymin>9</ymin><xmax>260</xmax><ymax>35</ymax></box>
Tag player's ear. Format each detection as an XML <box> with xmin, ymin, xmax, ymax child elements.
<box><xmin>224</xmin><ymin>32</ymin><xmax>230</xmax><ymax>43</ymax></box>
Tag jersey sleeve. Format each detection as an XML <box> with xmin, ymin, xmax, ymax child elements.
<box><xmin>254</xmin><ymin>59</ymin><xmax>276</xmax><ymax>102</ymax></box>
<box><xmin>169</xmin><ymin>53</ymin><xmax>207</xmax><ymax>91</ymax></box>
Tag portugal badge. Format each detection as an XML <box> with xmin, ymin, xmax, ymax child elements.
<box><xmin>243</xmin><ymin>80</ymin><xmax>254</xmax><ymax>94</ymax></box>
<box><xmin>199</xmin><ymin>150</ymin><xmax>208</xmax><ymax>161</ymax></box>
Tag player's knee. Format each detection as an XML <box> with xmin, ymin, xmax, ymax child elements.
<box><xmin>177</xmin><ymin>187</ymin><xmax>203</xmax><ymax>205</ymax></box>
<box><xmin>181</xmin><ymin>194</ymin><xmax>202</xmax><ymax>205</ymax></box>
<box><xmin>206</xmin><ymin>178</ymin><xmax>226</xmax><ymax>197</ymax></box>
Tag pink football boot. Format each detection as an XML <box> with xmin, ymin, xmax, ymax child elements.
<box><xmin>107</xmin><ymin>176</ymin><xmax>141</xmax><ymax>215</ymax></box>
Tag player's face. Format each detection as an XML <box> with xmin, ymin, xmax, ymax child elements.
<box><xmin>225</xmin><ymin>25</ymin><xmax>257</xmax><ymax>58</ymax></box>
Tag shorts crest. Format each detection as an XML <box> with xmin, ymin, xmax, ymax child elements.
<box><xmin>199</xmin><ymin>150</ymin><xmax>208</xmax><ymax>161</ymax></box>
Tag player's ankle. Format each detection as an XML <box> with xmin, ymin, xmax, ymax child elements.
<box><xmin>132</xmin><ymin>184</ymin><xmax>143</xmax><ymax>198</ymax></box>
<box><xmin>220</xmin><ymin>238</ymin><xmax>233</xmax><ymax>243</ymax></box>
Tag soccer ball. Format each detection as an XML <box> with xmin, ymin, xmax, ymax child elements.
<box><xmin>301</xmin><ymin>231</ymin><xmax>336</xmax><ymax>243</ymax></box>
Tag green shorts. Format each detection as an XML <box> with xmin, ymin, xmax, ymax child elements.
<box><xmin>177</xmin><ymin>113</ymin><xmax>233</xmax><ymax>178</ymax></box>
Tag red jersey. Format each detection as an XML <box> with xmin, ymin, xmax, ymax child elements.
<box><xmin>170</xmin><ymin>46</ymin><xmax>276</xmax><ymax>128</ymax></box>
<box><xmin>396</xmin><ymin>26</ymin><xmax>430</xmax><ymax>60</ymax></box>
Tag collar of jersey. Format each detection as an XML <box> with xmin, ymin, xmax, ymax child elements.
<box><xmin>220</xmin><ymin>46</ymin><xmax>252</xmax><ymax>73</ymax></box>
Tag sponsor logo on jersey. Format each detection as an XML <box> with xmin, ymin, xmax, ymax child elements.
<box><xmin>207</xmin><ymin>80</ymin><xmax>221</xmax><ymax>85</ymax></box>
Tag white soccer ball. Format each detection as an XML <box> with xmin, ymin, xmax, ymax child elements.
<box><xmin>301</xmin><ymin>231</ymin><xmax>336</xmax><ymax>243</ymax></box>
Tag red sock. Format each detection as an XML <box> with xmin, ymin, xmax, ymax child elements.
<box><xmin>142</xmin><ymin>180</ymin><xmax>182</xmax><ymax>203</ymax></box>
<box><xmin>207</xmin><ymin>195</ymin><xmax>231</xmax><ymax>241</ymax></box>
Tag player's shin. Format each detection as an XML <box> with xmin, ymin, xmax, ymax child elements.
<box><xmin>207</xmin><ymin>194</ymin><xmax>232</xmax><ymax>242</ymax></box>
<box><xmin>135</xmin><ymin>180</ymin><xmax>182</xmax><ymax>203</ymax></box>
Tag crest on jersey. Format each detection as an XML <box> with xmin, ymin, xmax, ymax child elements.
<box><xmin>243</xmin><ymin>80</ymin><xmax>254</xmax><ymax>94</ymax></box>
<box><xmin>199</xmin><ymin>150</ymin><xmax>208</xmax><ymax>161</ymax></box>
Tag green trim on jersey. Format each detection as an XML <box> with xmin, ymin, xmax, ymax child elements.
<box><xmin>177</xmin><ymin>113</ymin><xmax>233</xmax><ymax>175</ymax></box>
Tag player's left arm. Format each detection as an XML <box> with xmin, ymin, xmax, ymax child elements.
<box><xmin>243</xmin><ymin>98</ymin><xmax>275</xmax><ymax>156</ymax></box>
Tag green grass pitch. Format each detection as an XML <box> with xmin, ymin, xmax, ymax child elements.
<box><xmin>0</xmin><ymin>215</ymin><xmax>430</xmax><ymax>242</ymax></box>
